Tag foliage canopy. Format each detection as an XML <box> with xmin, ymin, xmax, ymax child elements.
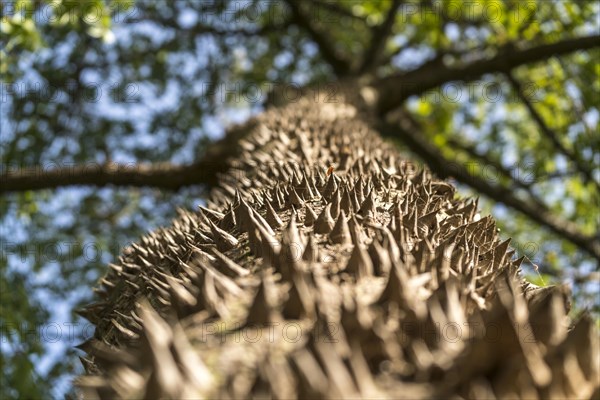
<box><xmin>1</xmin><ymin>0</ymin><xmax>598</xmax><ymax>397</ymax></box>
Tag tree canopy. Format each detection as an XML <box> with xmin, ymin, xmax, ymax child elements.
<box><xmin>1</xmin><ymin>0</ymin><xmax>598</xmax><ymax>397</ymax></box>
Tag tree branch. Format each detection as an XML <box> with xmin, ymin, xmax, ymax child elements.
<box><xmin>506</xmin><ymin>72</ymin><xmax>599</xmax><ymax>191</ymax></box>
<box><xmin>374</xmin><ymin>35</ymin><xmax>600</xmax><ymax>115</ymax></box>
<box><xmin>286</xmin><ymin>1</ymin><xmax>351</xmax><ymax>76</ymax></box>
<box><xmin>1</xmin><ymin>120</ymin><xmax>258</xmax><ymax>193</ymax></box>
<box><xmin>358</xmin><ymin>0</ymin><xmax>402</xmax><ymax>74</ymax></box>
<box><xmin>445</xmin><ymin>137</ymin><xmax>548</xmax><ymax>208</ymax></box>
<box><xmin>1</xmin><ymin>162</ymin><xmax>214</xmax><ymax>193</ymax></box>
<box><xmin>376</xmin><ymin>111</ymin><xmax>600</xmax><ymax>261</ymax></box>
<box><xmin>186</xmin><ymin>24</ymin><xmax>288</xmax><ymax>37</ymax></box>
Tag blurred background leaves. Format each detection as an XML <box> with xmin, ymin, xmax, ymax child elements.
<box><xmin>1</xmin><ymin>0</ymin><xmax>598</xmax><ymax>398</ymax></box>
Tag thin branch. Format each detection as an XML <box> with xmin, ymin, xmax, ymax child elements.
<box><xmin>358</xmin><ymin>0</ymin><xmax>402</xmax><ymax>74</ymax></box>
<box><xmin>308</xmin><ymin>0</ymin><xmax>367</xmax><ymax>22</ymax></box>
<box><xmin>376</xmin><ymin>2</ymin><xmax>490</xmax><ymax>71</ymax></box>
<box><xmin>376</xmin><ymin>111</ymin><xmax>600</xmax><ymax>261</ymax></box>
<box><xmin>374</xmin><ymin>35</ymin><xmax>600</xmax><ymax>115</ymax></box>
<box><xmin>447</xmin><ymin>138</ymin><xmax>581</xmax><ymax>188</ymax></box>
<box><xmin>151</xmin><ymin>14</ymin><xmax>288</xmax><ymax>37</ymax></box>
<box><xmin>506</xmin><ymin>72</ymin><xmax>599</xmax><ymax>191</ymax></box>
<box><xmin>377</xmin><ymin>42</ymin><xmax>411</xmax><ymax>70</ymax></box>
<box><xmin>556</xmin><ymin>58</ymin><xmax>597</xmax><ymax>139</ymax></box>
<box><xmin>186</xmin><ymin>24</ymin><xmax>288</xmax><ymax>37</ymax></box>
<box><xmin>445</xmin><ymin>137</ymin><xmax>548</xmax><ymax>207</ymax></box>
<box><xmin>285</xmin><ymin>1</ymin><xmax>351</xmax><ymax>76</ymax></box>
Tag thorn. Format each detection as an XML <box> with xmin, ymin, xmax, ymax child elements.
<box><xmin>254</xmin><ymin>214</ymin><xmax>280</xmax><ymax>268</ymax></box>
<box><xmin>246</xmin><ymin>274</ymin><xmax>277</xmax><ymax>325</ymax></box>
<box><xmin>331</xmin><ymin>186</ymin><xmax>342</xmax><ymax>217</ymax></box>
<box><xmin>286</xmin><ymin>211</ymin><xmax>303</xmax><ymax>251</ymax></box>
<box><xmin>208</xmin><ymin>219</ymin><xmax>238</xmax><ymax>252</ymax></box>
<box><xmin>219</xmin><ymin>204</ymin><xmax>237</xmax><ymax>231</ymax></box>
<box><xmin>199</xmin><ymin>206</ymin><xmax>224</xmax><ymax>222</ymax></box>
<box><xmin>302</xmin><ymin>235</ymin><xmax>319</xmax><ymax>264</ymax></box>
<box><xmin>250</xmin><ymin>205</ymin><xmax>276</xmax><ymax>236</ymax></box>
<box><xmin>314</xmin><ymin>203</ymin><xmax>335</xmax><ymax>234</ymax></box>
<box><xmin>266</xmin><ymin>201</ymin><xmax>284</xmax><ymax>228</ymax></box>
<box><xmin>340</xmin><ymin>186</ymin><xmax>353</xmax><ymax>214</ymax></box>
<box><xmin>296</xmin><ymin>172</ymin><xmax>315</xmax><ymax>199</ymax></box>
<box><xmin>358</xmin><ymin>190</ymin><xmax>376</xmax><ymax>218</ymax></box>
<box><xmin>304</xmin><ymin>204</ymin><xmax>318</xmax><ymax>227</ymax></box>
<box><xmin>354</xmin><ymin>177</ymin><xmax>365</xmax><ymax>204</ymax></box>
<box><xmin>321</xmin><ymin>172</ymin><xmax>338</xmax><ymax>200</ymax></box>
<box><xmin>377</xmin><ymin>261</ymin><xmax>407</xmax><ymax>305</ymax></box>
<box><xmin>290</xmin><ymin>186</ymin><xmax>304</xmax><ymax>207</ymax></box>
<box><xmin>345</xmin><ymin>242</ymin><xmax>374</xmax><ymax>279</ymax></box>
<box><xmin>234</xmin><ymin>197</ymin><xmax>254</xmax><ymax>232</ymax></box>
<box><xmin>349</xmin><ymin>214</ymin><xmax>365</xmax><ymax>246</ymax></box>
<box><xmin>211</xmin><ymin>248</ymin><xmax>250</xmax><ymax>278</ymax></box>
<box><xmin>368</xmin><ymin>238</ymin><xmax>391</xmax><ymax>276</ymax></box>
<box><xmin>282</xmin><ymin>271</ymin><xmax>315</xmax><ymax>320</ymax></box>
<box><xmin>330</xmin><ymin>211</ymin><xmax>352</xmax><ymax>245</ymax></box>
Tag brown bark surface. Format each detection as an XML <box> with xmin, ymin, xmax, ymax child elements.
<box><xmin>76</xmin><ymin>88</ymin><xmax>599</xmax><ymax>399</ymax></box>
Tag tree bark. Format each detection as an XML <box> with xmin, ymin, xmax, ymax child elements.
<box><xmin>76</xmin><ymin>87</ymin><xmax>599</xmax><ymax>399</ymax></box>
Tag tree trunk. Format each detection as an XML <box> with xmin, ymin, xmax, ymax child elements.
<box><xmin>76</xmin><ymin>85</ymin><xmax>599</xmax><ymax>399</ymax></box>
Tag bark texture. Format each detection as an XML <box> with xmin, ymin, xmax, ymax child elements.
<box><xmin>76</xmin><ymin>88</ymin><xmax>599</xmax><ymax>399</ymax></box>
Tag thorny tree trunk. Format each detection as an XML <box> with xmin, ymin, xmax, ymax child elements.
<box><xmin>76</xmin><ymin>85</ymin><xmax>599</xmax><ymax>399</ymax></box>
